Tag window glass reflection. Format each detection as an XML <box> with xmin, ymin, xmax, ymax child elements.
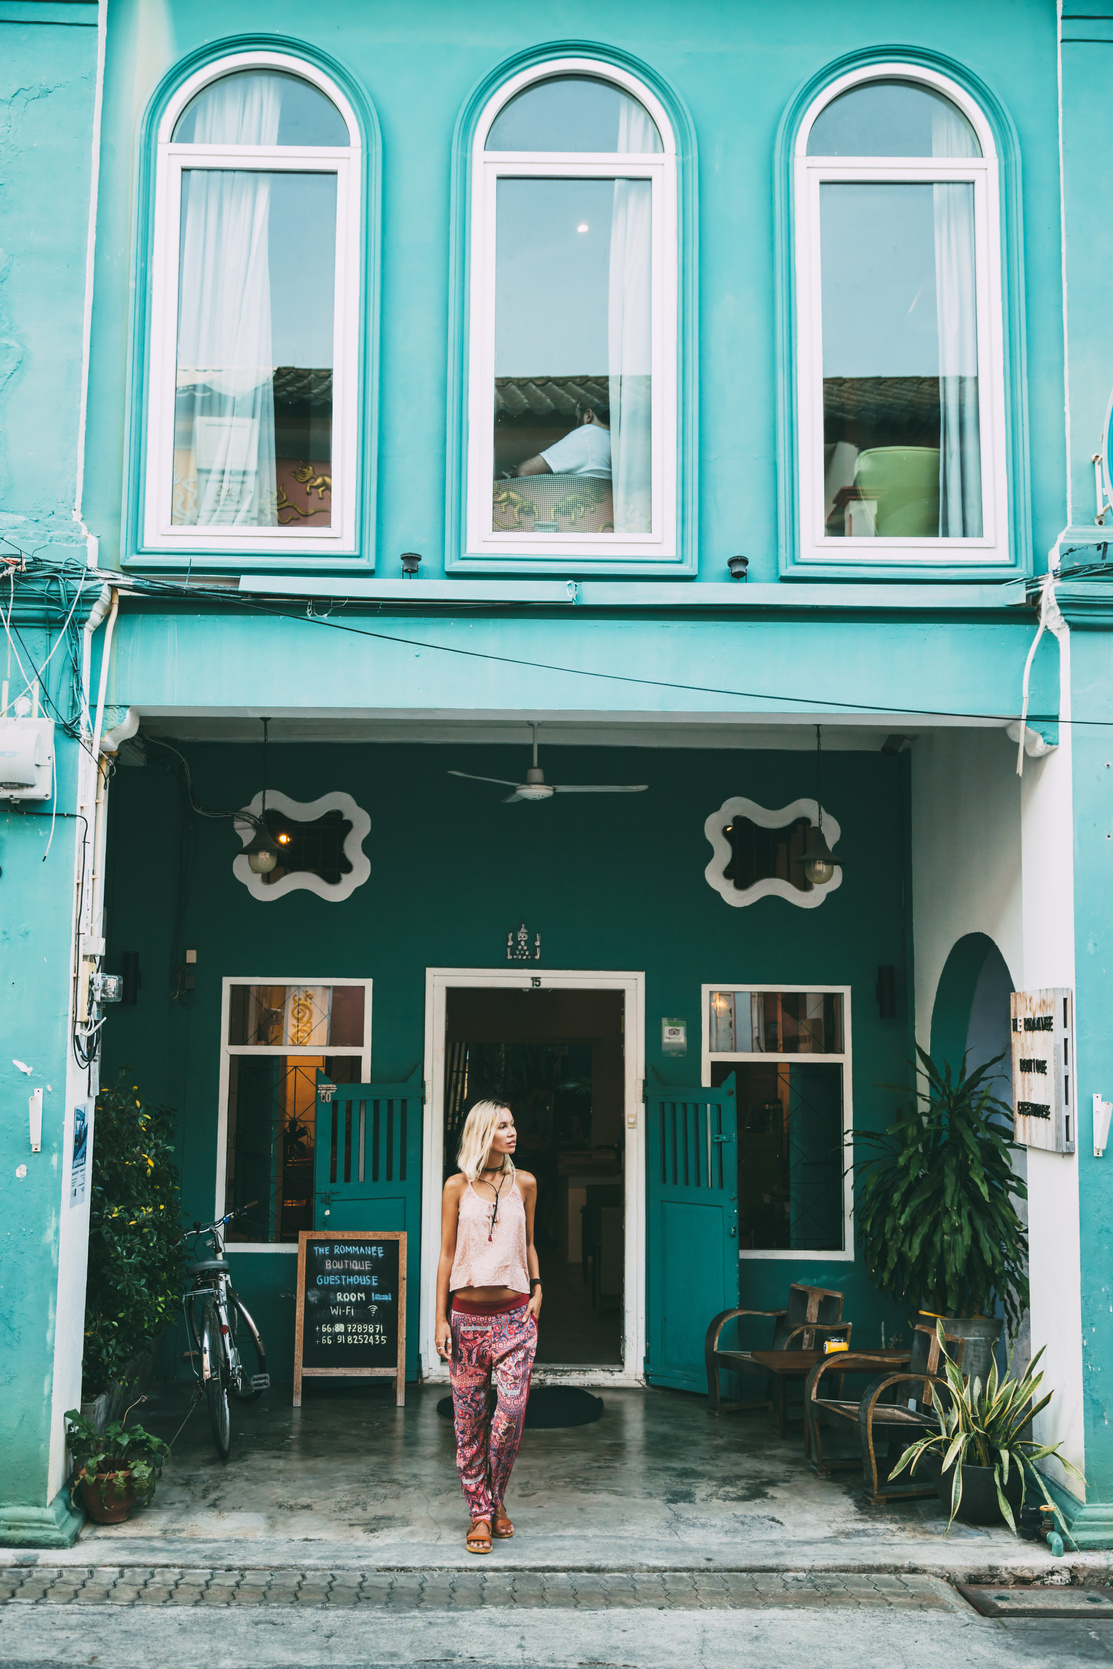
<box><xmin>486</xmin><ymin>74</ymin><xmax>662</xmax><ymax>152</ymax></box>
<box><xmin>492</xmin><ymin>175</ymin><xmax>652</xmax><ymax>535</ymax></box>
<box><xmin>228</xmin><ymin>985</ymin><xmax>365</xmax><ymax>1048</ymax></box>
<box><xmin>708</xmin><ymin>991</ymin><xmax>844</xmax><ymax>1055</ymax></box>
<box><xmin>807</xmin><ymin>79</ymin><xmax>979</xmax><ymax>158</ymax></box>
<box><xmin>820</xmin><ymin>181</ymin><xmax>981</xmax><ymax>538</ymax></box>
<box><xmin>174</xmin><ymin>164</ymin><xmax>336</xmax><ymax>527</ymax></box>
<box><xmin>174</xmin><ymin>69</ymin><xmax>349</xmax><ymax>147</ymax></box>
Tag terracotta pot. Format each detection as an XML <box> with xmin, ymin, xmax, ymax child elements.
<box><xmin>80</xmin><ymin>1471</ymin><xmax>137</xmax><ymax>1524</ymax></box>
<box><xmin>937</xmin><ymin>1460</ymin><xmax>1023</xmax><ymax>1526</ymax></box>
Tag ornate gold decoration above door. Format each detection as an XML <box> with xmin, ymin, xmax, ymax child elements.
<box><xmin>703</xmin><ymin>796</ymin><xmax>842</xmax><ymax>909</ymax></box>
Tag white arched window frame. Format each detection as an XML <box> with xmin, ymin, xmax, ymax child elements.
<box><xmin>794</xmin><ymin>65</ymin><xmax>1008</xmax><ymax>567</ymax></box>
<box><xmin>144</xmin><ymin>52</ymin><xmax>362</xmax><ymax>556</ymax></box>
<box><xmin>465</xmin><ymin>58</ymin><xmax>678</xmax><ymax>569</ymax></box>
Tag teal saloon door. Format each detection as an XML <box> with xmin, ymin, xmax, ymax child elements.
<box><xmin>646</xmin><ymin>1078</ymin><xmax>738</xmax><ymax>1391</ymax></box>
<box><xmin>313</xmin><ymin>1078</ymin><xmax>422</xmax><ymax>1235</ymax></box>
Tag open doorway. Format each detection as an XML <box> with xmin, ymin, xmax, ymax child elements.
<box><xmin>443</xmin><ymin>987</ymin><xmax>625</xmax><ymax>1366</ymax></box>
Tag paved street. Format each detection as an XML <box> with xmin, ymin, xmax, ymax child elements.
<box><xmin>2</xmin><ymin>1568</ymin><xmax>1113</xmax><ymax>1666</ymax></box>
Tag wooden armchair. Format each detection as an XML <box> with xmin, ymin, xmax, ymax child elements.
<box><xmin>805</xmin><ymin>1319</ymin><xmax>996</xmax><ymax>1505</ymax></box>
<box><xmin>705</xmin><ymin>1283</ymin><xmax>847</xmax><ymax>1416</ymax></box>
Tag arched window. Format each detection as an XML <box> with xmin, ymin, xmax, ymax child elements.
<box><xmin>144</xmin><ymin>55</ymin><xmax>361</xmax><ymax>555</ymax></box>
<box><xmin>794</xmin><ymin>69</ymin><xmax>1007</xmax><ymax>567</ymax></box>
<box><xmin>465</xmin><ymin>62</ymin><xmax>677</xmax><ymax>568</ymax></box>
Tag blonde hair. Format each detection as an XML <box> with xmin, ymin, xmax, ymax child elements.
<box><xmin>457</xmin><ymin>1100</ymin><xmax>515</xmax><ymax>1183</ymax></box>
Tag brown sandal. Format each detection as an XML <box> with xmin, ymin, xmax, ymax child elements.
<box><xmin>466</xmin><ymin>1516</ymin><xmax>492</xmax><ymax>1554</ymax></box>
<box><xmin>492</xmin><ymin>1504</ymin><xmax>514</xmax><ymax>1539</ymax></box>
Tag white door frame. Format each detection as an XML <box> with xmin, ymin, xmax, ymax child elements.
<box><xmin>421</xmin><ymin>967</ymin><xmax>646</xmax><ymax>1387</ymax></box>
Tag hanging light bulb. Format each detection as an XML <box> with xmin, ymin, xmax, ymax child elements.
<box><xmin>803</xmin><ymin>724</ymin><xmax>842</xmax><ymax>886</ymax></box>
<box><xmin>244</xmin><ymin>822</ymin><xmax>279</xmax><ymax>874</ymax></box>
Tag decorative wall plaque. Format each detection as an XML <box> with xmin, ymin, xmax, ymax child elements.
<box><xmin>1011</xmin><ymin>988</ymin><xmax>1074</xmax><ymax>1153</ymax></box>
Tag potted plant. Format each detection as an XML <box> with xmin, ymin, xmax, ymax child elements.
<box><xmin>889</xmin><ymin>1324</ymin><xmax>1082</xmax><ymax>1531</ymax></box>
<box><xmin>854</xmin><ymin>1049</ymin><xmax>1028</xmax><ymax>1350</ymax></box>
<box><xmin>65</xmin><ymin>1400</ymin><xmax>171</xmax><ymax>1525</ymax></box>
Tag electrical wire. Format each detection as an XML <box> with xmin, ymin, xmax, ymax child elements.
<box><xmin>114</xmin><ymin>568</ymin><xmax>1094</xmax><ymax>732</ymax></box>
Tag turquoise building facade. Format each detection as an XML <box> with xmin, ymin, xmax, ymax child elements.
<box><xmin>3</xmin><ymin>0</ymin><xmax>1113</xmax><ymax>1546</ymax></box>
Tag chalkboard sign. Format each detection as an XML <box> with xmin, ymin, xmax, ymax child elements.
<box><xmin>293</xmin><ymin>1231</ymin><xmax>406</xmax><ymax>1407</ymax></box>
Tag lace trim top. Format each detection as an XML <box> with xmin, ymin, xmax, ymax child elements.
<box><xmin>448</xmin><ymin>1174</ymin><xmax>529</xmax><ymax>1295</ymax></box>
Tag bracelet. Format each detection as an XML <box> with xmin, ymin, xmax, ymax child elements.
<box><xmin>529</xmin><ymin>1278</ymin><xmax>542</xmax><ymax>1292</ymax></box>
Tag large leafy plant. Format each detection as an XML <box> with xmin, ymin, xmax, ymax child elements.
<box><xmin>82</xmin><ymin>1075</ymin><xmax>184</xmax><ymax>1398</ymax></box>
<box><xmin>890</xmin><ymin>1323</ymin><xmax>1082</xmax><ymax>1531</ymax></box>
<box><xmin>65</xmin><ymin>1402</ymin><xmax>171</xmax><ymax>1506</ymax></box>
<box><xmin>854</xmin><ymin>1048</ymin><xmax>1028</xmax><ymax>1335</ymax></box>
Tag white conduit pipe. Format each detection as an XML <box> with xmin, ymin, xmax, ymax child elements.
<box><xmin>87</xmin><ymin>587</ymin><xmax>119</xmax><ymax>943</ymax></box>
<box><xmin>1016</xmin><ymin>570</ymin><xmax>1067</xmax><ymax>777</ymax></box>
<box><xmin>80</xmin><ymin>583</ymin><xmax>112</xmax><ymax>737</ymax></box>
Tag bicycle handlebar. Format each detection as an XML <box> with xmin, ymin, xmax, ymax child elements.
<box><xmin>184</xmin><ymin>1201</ymin><xmax>258</xmax><ymax>1240</ymax></box>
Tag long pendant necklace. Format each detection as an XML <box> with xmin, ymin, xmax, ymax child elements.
<box><xmin>482</xmin><ymin>1166</ymin><xmax>507</xmax><ymax>1242</ymax></box>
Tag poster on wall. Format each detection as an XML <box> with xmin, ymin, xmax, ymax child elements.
<box><xmin>69</xmin><ymin>1102</ymin><xmax>91</xmax><ymax>1207</ymax></box>
<box><xmin>1010</xmin><ymin>988</ymin><xmax>1074</xmax><ymax>1154</ymax></box>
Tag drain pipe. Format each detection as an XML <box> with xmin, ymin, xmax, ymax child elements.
<box><xmin>86</xmin><ymin>586</ymin><xmax>119</xmax><ymax>946</ymax></box>
<box><xmin>80</xmin><ymin>583</ymin><xmax>112</xmax><ymax>737</ymax></box>
<box><xmin>1015</xmin><ymin>561</ymin><xmax>1068</xmax><ymax>778</ymax></box>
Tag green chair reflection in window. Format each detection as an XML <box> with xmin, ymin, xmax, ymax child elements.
<box><xmin>852</xmin><ymin>447</ymin><xmax>941</xmax><ymax>537</ymax></box>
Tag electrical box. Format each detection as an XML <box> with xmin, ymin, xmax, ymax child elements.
<box><xmin>0</xmin><ymin>718</ymin><xmax>54</xmax><ymax>800</ymax></box>
<box><xmin>1011</xmin><ymin>988</ymin><xmax>1074</xmax><ymax>1153</ymax></box>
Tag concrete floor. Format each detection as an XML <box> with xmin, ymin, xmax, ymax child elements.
<box><xmin>30</xmin><ymin>1379</ymin><xmax>1099</xmax><ymax>1581</ymax></box>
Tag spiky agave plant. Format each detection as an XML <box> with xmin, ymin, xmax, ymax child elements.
<box><xmin>853</xmin><ymin>1047</ymin><xmax>1028</xmax><ymax>1336</ymax></box>
<box><xmin>889</xmin><ymin>1323</ymin><xmax>1082</xmax><ymax>1531</ymax></box>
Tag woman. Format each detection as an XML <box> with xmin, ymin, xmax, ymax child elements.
<box><xmin>436</xmin><ymin>1100</ymin><xmax>542</xmax><ymax>1555</ymax></box>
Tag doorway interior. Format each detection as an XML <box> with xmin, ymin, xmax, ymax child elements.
<box><xmin>422</xmin><ymin>970</ymin><xmax>645</xmax><ymax>1383</ymax></box>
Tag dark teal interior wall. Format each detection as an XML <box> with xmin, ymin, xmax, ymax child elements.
<box><xmin>86</xmin><ymin>0</ymin><xmax>1062</xmax><ymax>575</ymax></box>
<box><xmin>102</xmin><ymin>739</ymin><xmax>914</xmax><ymax>1380</ymax></box>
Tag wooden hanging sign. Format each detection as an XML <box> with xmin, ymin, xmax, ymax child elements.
<box><xmin>293</xmin><ymin>1230</ymin><xmax>406</xmax><ymax>1407</ymax></box>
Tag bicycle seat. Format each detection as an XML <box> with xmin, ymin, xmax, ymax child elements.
<box><xmin>187</xmin><ymin>1259</ymin><xmax>231</xmax><ymax>1275</ymax></box>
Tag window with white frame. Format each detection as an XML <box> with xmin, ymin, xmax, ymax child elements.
<box><xmin>795</xmin><ymin>70</ymin><xmax>1007</xmax><ymax>565</ymax></box>
<box><xmin>219</xmin><ymin>980</ymin><xmax>371</xmax><ymax>1245</ymax></box>
<box><xmin>144</xmin><ymin>55</ymin><xmax>361</xmax><ymax>555</ymax></box>
<box><xmin>466</xmin><ymin>63</ymin><xmax>677</xmax><ymax>563</ymax></box>
<box><xmin>704</xmin><ymin>987</ymin><xmax>852</xmax><ymax>1257</ymax></box>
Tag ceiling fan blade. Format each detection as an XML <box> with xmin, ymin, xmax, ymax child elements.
<box><xmin>501</xmin><ymin>790</ymin><xmax>529</xmax><ymax>803</ymax></box>
<box><xmin>447</xmin><ymin>770</ymin><xmax>519</xmax><ymax>787</ymax></box>
<box><xmin>552</xmin><ymin>784</ymin><xmax>649</xmax><ymax>794</ymax></box>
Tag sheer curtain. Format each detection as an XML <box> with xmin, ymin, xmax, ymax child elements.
<box><xmin>932</xmin><ymin>105</ymin><xmax>982</xmax><ymax>537</ymax></box>
<box><xmin>175</xmin><ymin>76</ymin><xmax>281</xmax><ymax>526</ymax></box>
<box><xmin>608</xmin><ymin>103</ymin><xmax>654</xmax><ymax>533</ymax></box>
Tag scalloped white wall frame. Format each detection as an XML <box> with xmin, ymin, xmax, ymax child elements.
<box><xmin>703</xmin><ymin>795</ymin><xmax>842</xmax><ymax>909</ymax></box>
<box><xmin>233</xmin><ymin>790</ymin><xmax>371</xmax><ymax>903</ymax></box>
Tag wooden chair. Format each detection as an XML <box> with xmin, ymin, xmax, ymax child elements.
<box><xmin>704</xmin><ymin>1283</ymin><xmax>847</xmax><ymax>1416</ymax></box>
<box><xmin>804</xmin><ymin>1319</ymin><xmax>995</xmax><ymax>1505</ymax></box>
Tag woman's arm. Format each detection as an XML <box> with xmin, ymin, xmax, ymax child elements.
<box><xmin>517</xmin><ymin>1171</ymin><xmax>542</xmax><ymax>1322</ymax></box>
<box><xmin>435</xmin><ymin>1177</ymin><xmax>463</xmax><ymax>1360</ymax></box>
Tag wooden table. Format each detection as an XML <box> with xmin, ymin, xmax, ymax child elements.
<box><xmin>750</xmin><ymin>1348</ymin><xmax>911</xmax><ymax>1440</ymax></box>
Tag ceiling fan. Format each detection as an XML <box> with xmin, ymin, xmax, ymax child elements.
<box><xmin>448</xmin><ymin>725</ymin><xmax>648</xmax><ymax>804</ymax></box>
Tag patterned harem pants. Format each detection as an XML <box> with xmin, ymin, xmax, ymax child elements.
<box><xmin>449</xmin><ymin>1297</ymin><xmax>537</xmax><ymax>1520</ymax></box>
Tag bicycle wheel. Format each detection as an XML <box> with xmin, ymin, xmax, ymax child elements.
<box><xmin>230</xmin><ymin>1295</ymin><xmax>268</xmax><ymax>1403</ymax></box>
<box><xmin>200</xmin><ymin>1303</ymin><xmax>232</xmax><ymax>1461</ymax></box>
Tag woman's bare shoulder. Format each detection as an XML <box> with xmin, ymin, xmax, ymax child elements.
<box><xmin>514</xmin><ymin>1168</ymin><xmax>538</xmax><ymax>1191</ymax></box>
<box><xmin>442</xmin><ymin>1172</ymin><xmax>468</xmax><ymax>1199</ymax></box>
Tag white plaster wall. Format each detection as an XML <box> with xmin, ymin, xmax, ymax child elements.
<box><xmin>911</xmin><ymin>726</ymin><xmax>1024</xmax><ymax>1041</ymax></box>
<box><xmin>910</xmin><ymin>713</ymin><xmax>1084</xmax><ymax>1496</ymax></box>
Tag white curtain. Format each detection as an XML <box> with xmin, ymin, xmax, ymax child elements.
<box><xmin>932</xmin><ymin>104</ymin><xmax>982</xmax><ymax>537</ymax></box>
<box><xmin>175</xmin><ymin>76</ymin><xmax>281</xmax><ymax>525</ymax></box>
<box><xmin>608</xmin><ymin>103</ymin><xmax>654</xmax><ymax>533</ymax></box>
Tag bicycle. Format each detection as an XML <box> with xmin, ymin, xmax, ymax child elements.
<box><xmin>182</xmin><ymin>1204</ymin><xmax>269</xmax><ymax>1461</ymax></box>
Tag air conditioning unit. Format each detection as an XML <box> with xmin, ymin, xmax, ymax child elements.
<box><xmin>0</xmin><ymin>717</ymin><xmax>54</xmax><ymax>799</ymax></box>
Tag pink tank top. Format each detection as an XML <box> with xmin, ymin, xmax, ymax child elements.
<box><xmin>449</xmin><ymin>1174</ymin><xmax>529</xmax><ymax>1295</ymax></box>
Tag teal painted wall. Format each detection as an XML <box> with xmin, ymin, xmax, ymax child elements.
<box><xmin>0</xmin><ymin>729</ymin><xmax>83</xmax><ymax>1504</ymax></box>
<box><xmin>83</xmin><ymin>0</ymin><xmax>1062</xmax><ymax>579</ymax></box>
<box><xmin>0</xmin><ymin>11</ymin><xmax>97</xmax><ymax>557</ymax></box>
<box><xmin>101</xmin><ymin>738</ymin><xmax>915</xmax><ymax>1380</ymax></box>
<box><xmin>1069</xmin><ymin>631</ymin><xmax>1113</xmax><ymax>1501</ymax></box>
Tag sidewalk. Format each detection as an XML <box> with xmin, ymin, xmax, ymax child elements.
<box><xmin>4</xmin><ymin>1382</ymin><xmax>1105</xmax><ymax>1584</ymax></box>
